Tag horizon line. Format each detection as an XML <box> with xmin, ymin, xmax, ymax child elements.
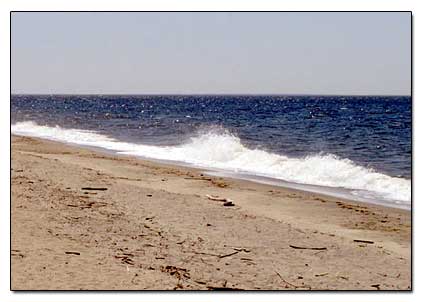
<box><xmin>10</xmin><ymin>93</ymin><xmax>411</xmax><ymax>97</ymax></box>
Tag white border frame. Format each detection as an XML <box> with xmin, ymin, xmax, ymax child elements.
<box><xmin>1</xmin><ymin>1</ymin><xmax>418</xmax><ymax>301</ymax></box>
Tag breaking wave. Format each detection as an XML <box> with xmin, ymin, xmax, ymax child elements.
<box><xmin>12</xmin><ymin>121</ymin><xmax>411</xmax><ymax>207</ymax></box>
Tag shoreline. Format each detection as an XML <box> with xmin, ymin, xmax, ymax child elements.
<box><xmin>11</xmin><ymin>132</ymin><xmax>410</xmax><ymax>211</ymax></box>
<box><xmin>11</xmin><ymin>135</ymin><xmax>411</xmax><ymax>290</ymax></box>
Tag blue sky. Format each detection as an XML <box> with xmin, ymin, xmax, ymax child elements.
<box><xmin>11</xmin><ymin>12</ymin><xmax>411</xmax><ymax>95</ymax></box>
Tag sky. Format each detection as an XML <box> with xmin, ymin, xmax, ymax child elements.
<box><xmin>11</xmin><ymin>12</ymin><xmax>411</xmax><ymax>95</ymax></box>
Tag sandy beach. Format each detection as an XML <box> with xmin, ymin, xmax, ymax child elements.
<box><xmin>11</xmin><ymin>135</ymin><xmax>411</xmax><ymax>290</ymax></box>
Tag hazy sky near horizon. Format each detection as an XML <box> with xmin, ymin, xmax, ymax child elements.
<box><xmin>12</xmin><ymin>12</ymin><xmax>410</xmax><ymax>95</ymax></box>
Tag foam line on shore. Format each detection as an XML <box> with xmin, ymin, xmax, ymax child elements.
<box><xmin>12</xmin><ymin>121</ymin><xmax>411</xmax><ymax>208</ymax></box>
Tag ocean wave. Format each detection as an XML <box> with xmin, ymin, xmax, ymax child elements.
<box><xmin>12</xmin><ymin>121</ymin><xmax>411</xmax><ymax>206</ymax></box>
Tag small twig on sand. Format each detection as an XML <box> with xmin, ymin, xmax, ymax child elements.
<box><xmin>354</xmin><ymin>239</ymin><xmax>374</xmax><ymax>244</ymax></box>
<box><xmin>289</xmin><ymin>245</ymin><xmax>327</xmax><ymax>251</ymax></box>
<box><xmin>206</xmin><ymin>194</ymin><xmax>233</xmax><ymax>203</ymax></box>
<box><xmin>81</xmin><ymin>187</ymin><xmax>108</xmax><ymax>191</ymax></box>
<box><xmin>275</xmin><ymin>271</ymin><xmax>311</xmax><ymax>290</ymax></box>
<box><xmin>191</xmin><ymin>248</ymin><xmax>246</xmax><ymax>259</ymax></box>
<box><xmin>315</xmin><ymin>272</ymin><xmax>329</xmax><ymax>277</ymax></box>
<box><xmin>122</xmin><ymin>258</ymin><xmax>135</xmax><ymax>265</ymax></box>
<box><xmin>185</xmin><ymin>177</ymin><xmax>212</xmax><ymax>181</ymax></box>
<box><xmin>191</xmin><ymin>251</ymin><xmax>221</xmax><ymax>257</ymax></box>
<box><xmin>219</xmin><ymin>250</ymin><xmax>240</xmax><ymax>258</ymax></box>
<box><xmin>65</xmin><ymin>251</ymin><xmax>80</xmax><ymax>255</ymax></box>
<box><xmin>233</xmin><ymin>248</ymin><xmax>251</xmax><ymax>252</ymax></box>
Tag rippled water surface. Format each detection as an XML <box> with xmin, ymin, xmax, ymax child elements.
<box><xmin>11</xmin><ymin>95</ymin><xmax>411</xmax><ymax>177</ymax></box>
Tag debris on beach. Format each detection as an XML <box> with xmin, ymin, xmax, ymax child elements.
<box><xmin>206</xmin><ymin>194</ymin><xmax>233</xmax><ymax>202</ymax></box>
<box><xmin>205</xmin><ymin>194</ymin><xmax>235</xmax><ymax>206</ymax></box>
<box><xmin>289</xmin><ymin>244</ymin><xmax>327</xmax><ymax>251</ymax></box>
<box><xmin>65</xmin><ymin>251</ymin><xmax>80</xmax><ymax>255</ymax></box>
<box><xmin>353</xmin><ymin>239</ymin><xmax>374</xmax><ymax>244</ymax></box>
<box><xmin>81</xmin><ymin>187</ymin><xmax>108</xmax><ymax>191</ymax></box>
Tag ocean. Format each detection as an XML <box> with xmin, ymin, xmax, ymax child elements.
<box><xmin>11</xmin><ymin>95</ymin><xmax>411</xmax><ymax>209</ymax></box>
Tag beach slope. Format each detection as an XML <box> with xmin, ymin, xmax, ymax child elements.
<box><xmin>11</xmin><ymin>136</ymin><xmax>411</xmax><ymax>290</ymax></box>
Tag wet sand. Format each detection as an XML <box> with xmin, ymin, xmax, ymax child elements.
<box><xmin>11</xmin><ymin>135</ymin><xmax>411</xmax><ymax>290</ymax></box>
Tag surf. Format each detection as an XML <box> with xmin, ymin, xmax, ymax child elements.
<box><xmin>12</xmin><ymin>121</ymin><xmax>411</xmax><ymax>208</ymax></box>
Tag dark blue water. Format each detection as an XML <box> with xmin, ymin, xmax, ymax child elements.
<box><xmin>11</xmin><ymin>94</ymin><xmax>411</xmax><ymax>179</ymax></box>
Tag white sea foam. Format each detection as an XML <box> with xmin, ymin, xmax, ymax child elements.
<box><xmin>12</xmin><ymin>121</ymin><xmax>411</xmax><ymax>207</ymax></box>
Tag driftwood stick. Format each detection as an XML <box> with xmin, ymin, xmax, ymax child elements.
<box><xmin>233</xmin><ymin>248</ymin><xmax>251</xmax><ymax>252</ymax></box>
<box><xmin>205</xmin><ymin>194</ymin><xmax>233</xmax><ymax>202</ymax></box>
<box><xmin>276</xmin><ymin>271</ymin><xmax>300</xmax><ymax>289</ymax></box>
<box><xmin>65</xmin><ymin>251</ymin><xmax>80</xmax><ymax>255</ymax></box>
<box><xmin>354</xmin><ymin>239</ymin><xmax>374</xmax><ymax>244</ymax></box>
<box><xmin>315</xmin><ymin>272</ymin><xmax>329</xmax><ymax>277</ymax></box>
<box><xmin>191</xmin><ymin>249</ymin><xmax>243</xmax><ymax>259</ymax></box>
<box><xmin>275</xmin><ymin>271</ymin><xmax>311</xmax><ymax>290</ymax></box>
<box><xmin>184</xmin><ymin>177</ymin><xmax>212</xmax><ymax>181</ymax></box>
<box><xmin>81</xmin><ymin>187</ymin><xmax>108</xmax><ymax>191</ymax></box>
<box><xmin>289</xmin><ymin>244</ymin><xmax>327</xmax><ymax>251</ymax></box>
<box><xmin>219</xmin><ymin>250</ymin><xmax>240</xmax><ymax>258</ymax></box>
<box><xmin>191</xmin><ymin>251</ymin><xmax>221</xmax><ymax>257</ymax></box>
<box><xmin>122</xmin><ymin>258</ymin><xmax>135</xmax><ymax>265</ymax></box>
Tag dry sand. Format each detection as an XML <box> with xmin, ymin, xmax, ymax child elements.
<box><xmin>11</xmin><ymin>135</ymin><xmax>411</xmax><ymax>290</ymax></box>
